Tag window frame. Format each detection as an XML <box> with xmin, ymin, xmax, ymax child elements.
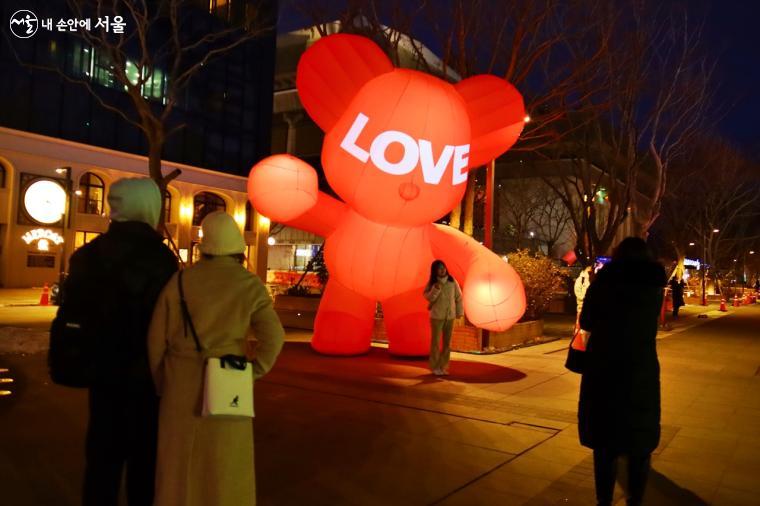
<box><xmin>192</xmin><ymin>191</ymin><xmax>226</xmax><ymax>226</ymax></box>
<box><xmin>163</xmin><ymin>189</ymin><xmax>172</xmax><ymax>223</ymax></box>
<box><xmin>77</xmin><ymin>172</ymin><xmax>105</xmax><ymax>215</ymax></box>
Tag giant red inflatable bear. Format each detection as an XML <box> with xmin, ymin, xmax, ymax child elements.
<box><xmin>249</xmin><ymin>34</ymin><xmax>526</xmax><ymax>356</ymax></box>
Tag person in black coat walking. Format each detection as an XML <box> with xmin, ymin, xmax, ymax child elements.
<box><xmin>578</xmin><ymin>237</ymin><xmax>666</xmax><ymax>506</ymax></box>
<box><xmin>58</xmin><ymin>178</ymin><xmax>178</xmax><ymax>506</ymax></box>
<box><xmin>669</xmin><ymin>277</ymin><xmax>685</xmax><ymax>318</ymax></box>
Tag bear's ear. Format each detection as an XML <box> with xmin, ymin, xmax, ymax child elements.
<box><xmin>296</xmin><ymin>34</ymin><xmax>394</xmax><ymax>132</ymax></box>
<box><xmin>455</xmin><ymin>75</ymin><xmax>525</xmax><ymax>169</ymax></box>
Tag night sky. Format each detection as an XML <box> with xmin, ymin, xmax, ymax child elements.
<box><xmin>278</xmin><ymin>0</ymin><xmax>760</xmax><ymax>158</ymax></box>
<box><xmin>699</xmin><ymin>0</ymin><xmax>760</xmax><ymax>157</ymax></box>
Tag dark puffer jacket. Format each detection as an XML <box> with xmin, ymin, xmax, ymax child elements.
<box><xmin>578</xmin><ymin>258</ymin><xmax>666</xmax><ymax>453</ymax></box>
<box><xmin>61</xmin><ymin>221</ymin><xmax>178</xmax><ymax>385</ymax></box>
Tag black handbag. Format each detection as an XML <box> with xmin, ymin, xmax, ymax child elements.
<box><xmin>564</xmin><ymin>330</ymin><xmax>587</xmax><ymax>374</ymax></box>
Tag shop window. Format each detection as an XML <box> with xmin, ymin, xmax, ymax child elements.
<box><xmin>27</xmin><ymin>253</ymin><xmax>55</xmax><ymax>268</ymax></box>
<box><xmin>190</xmin><ymin>241</ymin><xmax>202</xmax><ymax>264</ymax></box>
<box><xmin>77</xmin><ymin>172</ymin><xmax>105</xmax><ymax>215</ymax></box>
<box><xmin>74</xmin><ymin>231</ymin><xmax>100</xmax><ymax>250</ymax></box>
<box><xmin>193</xmin><ymin>192</ymin><xmax>226</xmax><ymax>226</ymax></box>
<box><xmin>293</xmin><ymin>244</ymin><xmax>314</xmax><ymax>270</ymax></box>
<box><xmin>164</xmin><ymin>190</ymin><xmax>172</xmax><ymax>223</ymax></box>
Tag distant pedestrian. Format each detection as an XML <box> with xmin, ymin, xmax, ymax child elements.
<box><xmin>577</xmin><ymin>237</ymin><xmax>666</xmax><ymax>506</ymax></box>
<box><xmin>58</xmin><ymin>178</ymin><xmax>178</xmax><ymax>506</ymax></box>
<box><xmin>754</xmin><ymin>279</ymin><xmax>760</xmax><ymax>292</ymax></box>
<box><xmin>423</xmin><ymin>260</ymin><xmax>463</xmax><ymax>376</ymax></box>
<box><xmin>669</xmin><ymin>277</ymin><xmax>686</xmax><ymax>318</ymax></box>
<box><xmin>148</xmin><ymin>211</ymin><xmax>284</xmax><ymax>506</ymax></box>
<box><xmin>574</xmin><ymin>265</ymin><xmax>594</xmax><ymax>329</ymax></box>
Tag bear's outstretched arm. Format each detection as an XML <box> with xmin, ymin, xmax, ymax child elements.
<box><xmin>429</xmin><ymin>224</ymin><xmax>526</xmax><ymax>332</ymax></box>
<box><xmin>285</xmin><ymin>192</ymin><xmax>346</xmax><ymax>238</ymax></box>
<box><xmin>248</xmin><ymin>154</ymin><xmax>346</xmax><ymax>237</ymax></box>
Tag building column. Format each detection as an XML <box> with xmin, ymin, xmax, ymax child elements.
<box><xmin>253</xmin><ymin>213</ymin><xmax>271</xmax><ymax>281</ymax></box>
<box><xmin>284</xmin><ymin>112</ymin><xmax>303</xmax><ymax>155</ymax></box>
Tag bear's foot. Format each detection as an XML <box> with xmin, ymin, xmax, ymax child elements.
<box><xmin>312</xmin><ymin>311</ymin><xmax>373</xmax><ymax>356</ymax></box>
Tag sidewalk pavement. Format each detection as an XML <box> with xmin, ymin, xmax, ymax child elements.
<box><xmin>0</xmin><ymin>288</ymin><xmax>57</xmax><ymax>330</ymax></box>
<box><xmin>1</xmin><ymin>293</ymin><xmax>758</xmax><ymax>505</ymax></box>
<box><xmin>252</xmin><ymin>303</ymin><xmax>760</xmax><ymax>505</ymax></box>
<box><xmin>0</xmin><ymin>288</ymin><xmax>45</xmax><ymax>306</ymax></box>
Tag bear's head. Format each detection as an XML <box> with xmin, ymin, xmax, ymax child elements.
<box><xmin>297</xmin><ymin>34</ymin><xmax>526</xmax><ymax>227</ymax></box>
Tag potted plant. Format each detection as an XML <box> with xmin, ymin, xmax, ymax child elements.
<box><xmin>488</xmin><ymin>249</ymin><xmax>570</xmax><ymax>349</ymax></box>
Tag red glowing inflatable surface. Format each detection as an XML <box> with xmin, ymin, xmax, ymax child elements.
<box><xmin>248</xmin><ymin>34</ymin><xmax>527</xmax><ymax>356</ymax></box>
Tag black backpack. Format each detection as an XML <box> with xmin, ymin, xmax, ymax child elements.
<box><xmin>49</xmin><ymin>306</ymin><xmax>96</xmax><ymax>387</ymax></box>
<box><xmin>48</xmin><ymin>223</ymin><xmax>177</xmax><ymax>388</ymax></box>
<box><xmin>48</xmin><ymin>243</ymin><xmax>104</xmax><ymax>388</ymax></box>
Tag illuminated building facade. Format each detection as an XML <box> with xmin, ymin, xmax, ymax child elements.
<box><xmin>0</xmin><ymin>127</ymin><xmax>272</xmax><ymax>287</ymax></box>
<box><xmin>0</xmin><ymin>0</ymin><xmax>276</xmax><ymax>287</ymax></box>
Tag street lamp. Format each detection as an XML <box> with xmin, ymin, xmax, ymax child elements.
<box><xmin>54</xmin><ymin>167</ymin><xmax>73</xmax><ymax>291</ymax></box>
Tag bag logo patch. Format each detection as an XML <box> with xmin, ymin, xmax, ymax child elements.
<box><xmin>230</xmin><ymin>395</ymin><xmax>239</xmax><ymax>408</ymax></box>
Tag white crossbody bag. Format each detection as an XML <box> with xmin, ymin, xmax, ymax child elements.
<box><xmin>178</xmin><ymin>271</ymin><xmax>254</xmax><ymax>418</ymax></box>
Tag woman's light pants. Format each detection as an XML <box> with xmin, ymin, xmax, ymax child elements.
<box><xmin>429</xmin><ymin>318</ymin><xmax>454</xmax><ymax>372</ymax></box>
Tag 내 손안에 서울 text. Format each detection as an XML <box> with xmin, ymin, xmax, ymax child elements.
<box><xmin>9</xmin><ymin>9</ymin><xmax>126</xmax><ymax>39</ymax></box>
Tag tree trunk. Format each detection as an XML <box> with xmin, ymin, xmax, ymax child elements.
<box><xmin>462</xmin><ymin>178</ymin><xmax>476</xmax><ymax>236</ymax></box>
<box><xmin>147</xmin><ymin>137</ymin><xmax>167</xmax><ymax>227</ymax></box>
<box><xmin>449</xmin><ymin>202</ymin><xmax>462</xmax><ymax>229</ymax></box>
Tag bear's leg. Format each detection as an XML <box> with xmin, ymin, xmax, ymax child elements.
<box><xmin>312</xmin><ymin>279</ymin><xmax>375</xmax><ymax>355</ymax></box>
<box><xmin>383</xmin><ymin>288</ymin><xmax>431</xmax><ymax>357</ymax></box>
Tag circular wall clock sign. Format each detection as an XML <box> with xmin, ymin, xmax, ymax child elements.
<box><xmin>23</xmin><ymin>179</ymin><xmax>66</xmax><ymax>224</ymax></box>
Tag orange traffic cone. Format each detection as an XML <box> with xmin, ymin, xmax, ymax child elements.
<box><xmin>719</xmin><ymin>298</ymin><xmax>727</xmax><ymax>311</ymax></box>
<box><xmin>733</xmin><ymin>295</ymin><xmax>740</xmax><ymax>307</ymax></box>
<box><xmin>39</xmin><ymin>283</ymin><xmax>50</xmax><ymax>306</ymax></box>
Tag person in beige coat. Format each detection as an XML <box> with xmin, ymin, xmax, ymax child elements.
<box><xmin>147</xmin><ymin>211</ymin><xmax>285</xmax><ymax>506</ymax></box>
<box><xmin>423</xmin><ymin>259</ymin><xmax>463</xmax><ymax>376</ymax></box>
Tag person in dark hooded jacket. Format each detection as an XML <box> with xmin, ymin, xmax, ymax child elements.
<box><xmin>59</xmin><ymin>178</ymin><xmax>178</xmax><ymax>506</ymax></box>
<box><xmin>578</xmin><ymin>237</ymin><xmax>666</xmax><ymax>506</ymax></box>
<box><xmin>669</xmin><ymin>277</ymin><xmax>685</xmax><ymax>318</ymax></box>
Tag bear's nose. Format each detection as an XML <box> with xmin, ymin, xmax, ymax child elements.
<box><xmin>398</xmin><ymin>182</ymin><xmax>420</xmax><ymax>201</ymax></box>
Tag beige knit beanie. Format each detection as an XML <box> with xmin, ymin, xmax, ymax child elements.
<box><xmin>107</xmin><ymin>178</ymin><xmax>161</xmax><ymax>228</ymax></box>
<box><xmin>198</xmin><ymin>211</ymin><xmax>246</xmax><ymax>256</ymax></box>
